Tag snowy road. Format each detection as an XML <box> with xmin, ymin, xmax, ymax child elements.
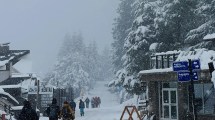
<box><xmin>40</xmin><ymin>80</ymin><xmax>124</xmax><ymax>120</ymax></box>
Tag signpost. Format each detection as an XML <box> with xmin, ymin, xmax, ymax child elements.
<box><xmin>173</xmin><ymin>59</ymin><xmax>200</xmax><ymax>120</ymax></box>
<box><xmin>173</xmin><ymin>59</ymin><xmax>200</xmax><ymax>82</ymax></box>
<box><xmin>173</xmin><ymin>61</ymin><xmax>189</xmax><ymax>71</ymax></box>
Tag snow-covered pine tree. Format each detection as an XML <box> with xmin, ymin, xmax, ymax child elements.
<box><xmin>154</xmin><ymin>0</ymin><xmax>198</xmax><ymax>51</ymax></box>
<box><xmin>83</xmin><ymin>41</ymin><xmax>100</xmax><ymax>89</ymax></box>
<box><xmin>122</xmin><ymin>0</ymin><xmax>158</xmax><ymax>94</ymax></box>
<box><xmin>185</xmin><ymin>0</ymin><xmax>215</xmax><ymax>50</ymax></box>
<box><xmin>112</xmin><ymin>0</ymin><xmax>136</xmax><ymax>72</ymax></box>
<box><xmin>45</xmin><ymin>33</ymin><xmax>90</xmax><ymax>95</ymax></box>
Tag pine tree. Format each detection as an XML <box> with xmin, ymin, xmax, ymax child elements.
<box><xmin>45</xmin><ymin>33</ymin><xmax>90</xmax><ymax>93</ymax></box>
<box><xmin>112</xmin><ymin>0</ymin><xmax>136</xmax><ymax>72</ymax></box>
<box><xmin>154</xmin><ymin>0</ymin><xmax>198</xmax><ymax>51</ymax></box>
<box><xmin>185</xmin><ymin>0</ymin><xmax>215</xmax><ymax>50</ymax></box>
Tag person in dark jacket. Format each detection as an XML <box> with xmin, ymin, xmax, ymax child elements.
<box><xmin>85</xmin><ymin>97</ymin><xmax>90</xmax><ymax>108</ymax></box>
<box><xmin>46</xmin><ymin>98</ymin><xmax>61</xmax><ymax>120</ymax></box>
<box><xmin>18</xmin><ymin>100</ymin><xmax>39</xmax><ymax>120</ymax></box>
<box><xmin>69</xmin><ymin>99</ymin><xmax>76</xmax><ymax>111</ymax></box>
<box><xmin>79</xmin><ymin>99</ymin><xmax>85</xmax><ymax>116</ymax></box>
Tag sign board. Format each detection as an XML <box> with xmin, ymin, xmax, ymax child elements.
<box><xmin>173</xmin><ymin>61</ymin><xmax>189</xmax><ymax>71</ymax></box>
<box><xmin>178</xmin><ymin>71</ymin><xmax>198</xmax><ymax>82</ymax></box>
<box><xmin>192</xmin><ymin>72</ymin><xmax>198</xmax><ymax>81</ymax></box>
<box><xmin>28</xmin><ymin>86</ymin><xmax>38</xmax><ymax>94</ymax></box>
<box><xmin>40</xmin><ymin>86</ymin><xmax>53</xmax><ymax>94</ymax></box>
<box><xmin>192</xmin><ymin>59</ymin><xmax>201</xmax><ymax>70</ymax></box>
<box><xmin>41</xmin><ymin>94</ymin><xmax>53</xmax><ymax>107</ymax></box>
<box><xmin>28</xmin><ymin>86</ymin><xmax>53</xmax><ymax>94</ymax></box>
<box><xmin>178</xmin><ymin>72</ymin><xmax>190</xmax><ymax>82</ymax></box>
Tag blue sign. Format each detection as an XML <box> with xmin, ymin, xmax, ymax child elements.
<box><xmin>192</xmin><ymin>59</ymin><xmax>201</xmax><ymax>70</ymax></box>
<box><xmin>192</xmin><ymin>72</ymin><xmax>198</xmax><ymax>81</ymax></box>
<box><xmin>178</xmin><ymin>71</ymin><xmax>198</xmax><ymax>82</ymax></box>
<box><xmin>173</xmin><ymin>61</ymin><xmax>189</xmax><ymax>71</ymax></box>
<box><xmin>178</xmin><ymin>71</ymin><xmax>190</xmax><ymax>82</ymax></box>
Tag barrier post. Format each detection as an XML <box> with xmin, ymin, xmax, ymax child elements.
<box><xmin>120</xmin><ymin>106</ymin><xmax>142</xmax><ymax>120</ymax></box>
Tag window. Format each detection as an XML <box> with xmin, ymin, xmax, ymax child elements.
<box><xmin>194</xmin><ymin>83</ymin><xmax>215</xmax><ymax>114</ymax></box>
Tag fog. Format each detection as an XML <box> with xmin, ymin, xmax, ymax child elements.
<box><xmin>0</xmin><ymin>0</ymin><xmax>119</xmax><ymax>76</ymax></box>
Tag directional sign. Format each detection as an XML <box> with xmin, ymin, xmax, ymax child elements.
<box><xmin>192</xmin><ymin>59</ymin><xmax>201</xmax><ymax>70</ymax></box>
<box><xmin>178</xmin><ymin>71</ymin><xmax>198</xmax><ymax>82</ymax></box>
<box><xmin>173</xmin><ymin>61</ymin><xmax>189</xmax><ymax>71</ymax></box>
<box><xmin>178</xmin><ymin>71</ymin><xmax>190</xmax><ymax>82</ymax></box>
<box><xmin>192</xmin><ymin>72</ymin><xmax>198</xmax><ymax>81</ymax></box>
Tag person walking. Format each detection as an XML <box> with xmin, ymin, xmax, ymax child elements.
<box><xmin>46</xmin><ymin>98</ymin><xmax>61</xmax><ymax>120</ymax></box>
<box><xmin>85</xmin><ymin>97</ymin><xmax>90</xmax><ymax>108</ymax></box>
<box><xmin>61</xmin><ymin>101</ymin><xmax>75</xmax><ymax>120</ymax></box>
<box><xmin>69</xmin><ymin>99</ymin><xmax>76</xmax><ymax>112</ymax></box>
<box><xmin>18</xmin><ymin>100</ymin><xmax>39</xmax><ymax>120</ymax></box>
<box><xmin>79</xmin><ymin>99</ymin><xmax>85</xmax><ymax>116</ymax></box>
<box><xmin>98</xmin><ymin>96</ymin><xmax>101</xmax><ymax>107</ymax></box>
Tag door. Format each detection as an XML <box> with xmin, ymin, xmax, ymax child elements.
<box><xmin>162</xmin><ymin>88</ymin><xmax>178</xmax><ymax>120</ymax></box>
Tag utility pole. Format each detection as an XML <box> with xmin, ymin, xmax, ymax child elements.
<box><xmin>37</xmin><ymin>79</ymin><xmax>40</xmax><ymax>111</ymax></box>
<box><xmin>188</xmin><ymin>59</ymin><xmax>196</xmax><ymax>120</ymax></box>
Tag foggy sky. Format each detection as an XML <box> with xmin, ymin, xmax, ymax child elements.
<box><xmin>0</xmin><ymin>0</ymin><xmax>119</xmax><ymax>76</ymax></box>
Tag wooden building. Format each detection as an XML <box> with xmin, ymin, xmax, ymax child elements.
<box><xmin>139</xmin><ymin>49</ymin><xmax>215</xmax><ymax>120</ymax></box>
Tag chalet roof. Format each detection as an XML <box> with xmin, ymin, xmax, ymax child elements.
<box><xmin>0</xmin><ymin>50</ymin><xmax>30</xmax><ymax>67</ymax></box>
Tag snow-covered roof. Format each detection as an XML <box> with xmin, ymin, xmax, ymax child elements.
<box><xmin>0</xmin><ymin>85</ymin><xmax>21</xmax><ymax>89</ymax></box>
<box><xmin>140</xmin><ymin>49</ymin><xmax>215</xmax><ymax>74</ymax></box>
<box><xmin>11</xmin><ymin>106</ymin><xmax>23</xmax><ymax>110</ymax></box>
<box><xmin>153</xmin><ymin>50</ymin><xmax>180</xmax><ymax>56</ymax></box>
<box><xmin>0</xmin><ymin>50</ymin><xmax>30</xmax><ymax>67</ymax></box>
<box><xmin>11</xmin><ymin>73</ymin><xmax>32</xmax><ymax>78</ymax></box>
<box><xmin>176</xmin><ymin>49</ymin><xmax>215</xmax><ymax>69</ymax></box>
<box><xmin>19</xmin><ymin>78</ymin><xmax>37</xmax><ymax>90</ymax></box>
<box><xmin>0</xmin><ymin>87</ymin><xmax>19</xmax><ymax>104</ymax></box>
<box><xmin>203</xmin><ymin>33</ymin><xmax>215</xmax><ymax>40</ymax></box>
<box><xmin>139</xmin><ymin>68</ymin><xmax>172</xmax><ymax>74</ymax></box>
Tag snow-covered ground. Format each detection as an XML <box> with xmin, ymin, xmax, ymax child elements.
<box><xmin>40</xmin><ymin>80</ymin><xmax>127</xmax><ymax>120</ymax></box>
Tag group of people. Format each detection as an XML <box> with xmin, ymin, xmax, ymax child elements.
<box><xmin>17</xmin><ymin>98</ymin><xmax>85</xmax><ymax>120</ymax></box>
<box><xmin>91</xmin><ymin>96</ymin><xmax>101</xmax><ymax>108</ymax></box>
<box><xmin>45</xmin><ymin>98</ymin><xmax>86</xmax><ymax>120</ymax></box>
<box><xmin>17</xmin><ymin>97</ymin><xmax>101</xmax><ymax>120</ymax></box>
<box><xmin>46</xmin><ymin>98</ymin><xmax>76</xmax><ymax>120</ymax></box>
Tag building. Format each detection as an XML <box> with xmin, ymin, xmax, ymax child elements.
<box><xmin>0</xmin><ymin>43</ymin><xmax>32</xmax><ymax>117</ymax></box>
<box><xmin>139</xmin><ymin>49</ymin><xmax>215</xmax><ymax>120</ymax></box>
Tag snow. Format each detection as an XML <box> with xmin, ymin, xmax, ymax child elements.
<box><xmin>140</xmin><ymin>49</ymin><xmax>215</xmax><ymax>74</ymax></box>
<box><xmin>176</xmin><ymin>49</ymin><xmax>215</xmax><ymax>69</ymax></box>
<box><xmin>11</xmin><ymin>73</ymin><xmax>31</xmax><ymax>78</ymax></box>
<box><xmin>139</xmin><ymin>68</ymin><xmax>172</xmax><ymax>74</ymax></box>
<box><xmin>0</xmin><ymin>56</ymin><xmax>14</xmax><ymax>67</ymax></box>
<box><xmin>203</xmin><ymin>33</ymin><xmax>215</xmax><ymax>40</ymax></box>
<box><xmin>0</xmin><ymin>87</ymin><xmax>19</xmax><ymax>104</ymax></box>
<box><xmin>11</xmin><ymin>106</ymin><xmax>23</xmax><ymax>110</ymax></box>
<box><xmin>149</xmin><ymin>43</ymin><xmax>158</xmax><ymax>51</ymax></box>
<box><xmin>0</xmin><ymin>85</ymin><xmax>21</xmax><ymax>89</ymax></box>
<box><xmin>39</xmin><ymin>80</ymin><xmax>140</xmax><ymax>120</ymax></box>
